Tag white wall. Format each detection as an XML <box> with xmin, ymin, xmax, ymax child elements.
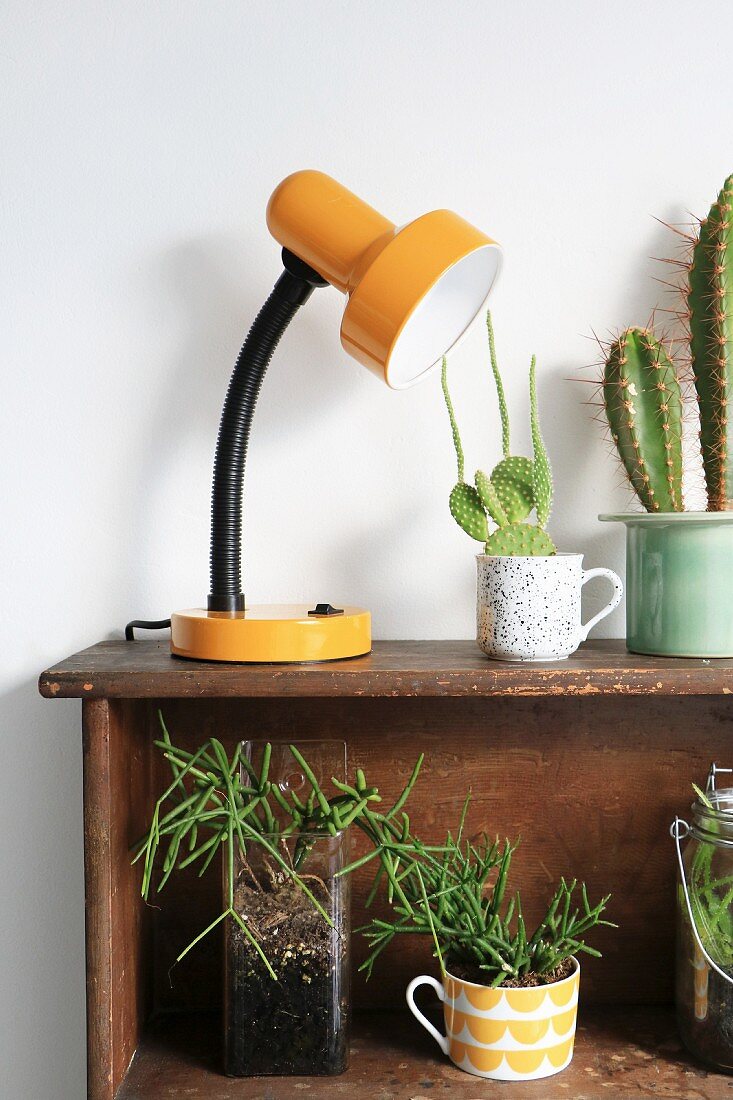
<box><xmin>2</xmin><ymin>1</ymin><xmax>730</xmax><ymax>1094</ymax></box>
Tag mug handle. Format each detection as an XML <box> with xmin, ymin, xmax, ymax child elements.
<box><xmin>580</xmin><ymin>567</ymin><xmax>623</xmax><ymax>641</ymax></box>
<box><xmin>406</xmin><ymin>974</ymin><xmax>449</xmax><ymax>1054</ymax></box>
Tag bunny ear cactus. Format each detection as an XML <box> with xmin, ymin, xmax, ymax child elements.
<box><xmin>442</xmin><ymin>312</ymin><xmax>557</xmax><ymax>556</ymax></box>
<box><xmin>689</xmin><ymin>175</ymin><xmax>733</xmax><ymax>511</ymax></box>
<box><xmin>602</xmin><ymin>328</ymin><xmax>684</xmax><ymax>513</ymax></box>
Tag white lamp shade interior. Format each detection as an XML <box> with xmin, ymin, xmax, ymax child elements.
<box><xmin>385</xmin><ymin>245</ymin><xmax>502</xmax><ymax>389</ymax></box>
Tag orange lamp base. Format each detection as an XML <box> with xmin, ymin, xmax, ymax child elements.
<box><xmin>170</xmin><ymin>605</ymin><xmax>371</xmax><ymax>663</ymax></box>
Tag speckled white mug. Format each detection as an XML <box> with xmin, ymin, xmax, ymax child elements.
<box><xmin>476</xmin><ymin>553</ymin><xmax>622</xmax><ymax>662</ymax></box>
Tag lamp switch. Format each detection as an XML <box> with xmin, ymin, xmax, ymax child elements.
<box><xmin>308</xmin><ymin>603</ymin><xmax>344</xmax><ymax>617</ymax></box>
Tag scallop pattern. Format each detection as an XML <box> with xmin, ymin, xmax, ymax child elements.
<box><xmin>443</xmin><ymin>965</ymin><xmax>579</xmax><ymax>1081</ymax></box>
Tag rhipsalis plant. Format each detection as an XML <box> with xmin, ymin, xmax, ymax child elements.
<box><xmin>134</xmin><ymin>714</ymin><xmax>423</xmax><ymax>977</ymax></box>
<box><xmin>600</xmin><ymin>173</ymin><xmax>733</xmax><ymax>512</ymax></box>
<box><xmin>358</xmin><ymin>795</ymin><xmax>614</xmax><ymax>986</ymax></box>
<box><xmin>443</xmin><ymin>311</ymin><xmax>556</xmax><ymax>555</ymax></box>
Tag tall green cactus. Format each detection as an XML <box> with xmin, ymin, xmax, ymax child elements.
<box><xmin>603</xmin><ymin>328</ymin><xmax>684</xmax><ymax>513</ymax></box>
<box><xmin>689</xmin><ymin>175</ymin><xmax>733</xmax><ymax>511</ymax></box>
<box><xmin>600</xmin><ymin>173</ymin><xmax>733</xmax><ymax>514</ymax></box>
<box><xmin>443</xmin><ymin>312</ymin><xmax>556</xmax><ymax>556</ymax></box>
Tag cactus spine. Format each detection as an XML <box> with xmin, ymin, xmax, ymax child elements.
<box><xmin>442</xmin><ymin>313</ymin><xmax>556</xmax><ymax>556</ymax></box>
<box><xmin>603</xmin><ymin>328</ymin><xmax>684</xmax><ymax>513</ymax></box>
<box><xmin>689</xmin><ymin>175</ymin><xmax>733</xmax><ymax>510</ymax></box>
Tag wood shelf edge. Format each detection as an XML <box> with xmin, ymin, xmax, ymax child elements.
<box><xmin>39</xmin><ymin>639</ymin><xmax>733</xmax><ymax>700</ymax></box>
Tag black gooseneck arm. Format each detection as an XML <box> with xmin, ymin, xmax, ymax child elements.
<box><xmin>207</xmin><ymin>249</ymin><xmax>327</xmax><ymax>612</ymax></box>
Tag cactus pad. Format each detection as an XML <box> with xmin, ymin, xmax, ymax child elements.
<box><xmin>449</xmin><ymin>483</ymin><xmax>488</xmax><ymax>542</ymax></box>
<box><xmin>484</xmin><ymin>522</ymin><xmax>556</xmax><ymax>556</ymax></box>
<box><xmin>490</xmin><ymin>456</ymin><xmax>535</xmax><ymax>522</ymax></box>
<box><xmin>475</xmin><ymin>469</ymin><xmax>508</xmax><ymax>526</ymax></box>
<box><xmin>603</xmin><ymin>328</ymin><xmax>683</xmax><ymax>513</ymax></box>
<box><xmin>689</xmin><ymin>175</ymin><xmax>733</xmax><ymax>510</ymax></box>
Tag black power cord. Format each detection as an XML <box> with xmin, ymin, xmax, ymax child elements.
<box><xmin>125</xmin><ymin>619</ymin><xmax>171</xmax><ymax>641</ymax></box>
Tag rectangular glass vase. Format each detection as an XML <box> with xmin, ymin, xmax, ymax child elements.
<box><xmin>224</xmin><ymin>740</ymin><xmax>350</xmax><ymax>1076</ymax></box>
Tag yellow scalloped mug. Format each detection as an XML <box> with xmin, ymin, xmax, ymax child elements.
<box><xmin>406</xmin><ymin>959</ymin><xmax>579</xmax><ymax>1081</ymax></box>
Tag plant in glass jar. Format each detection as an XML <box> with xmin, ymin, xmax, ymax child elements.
<box><xmin>360</xmin><ymin>796</ymin><xmax>614</xmax><ymax>1082</ymax></box>
<box><xmin>134</xmin><ymin>717</ymin><xmax>422</xmax><ymax>1077</ymax></box>
<box><xmin>674</xmin><ymin>773</ymin><xmax>733</xmax><ymax>1070</ymax></box>
<box><xmin>688</xmin><ymin>783</ymin><xmax>733</xmax><ymax>971</ymax></box>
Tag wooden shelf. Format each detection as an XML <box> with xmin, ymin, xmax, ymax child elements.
<box><xmin>118</xmin><ymin>1008</ymin><xmax>729</xmax><ymax>1099</ymax></box>
<box><xmin>39</xmin><ymin>639</ymin><xmax>733</xmax><ymax>1098</ymax></box>
<box><xmin>39</xmin><ymin>637</ymin><xmax>733</xmax><ymax>699</ymax></box>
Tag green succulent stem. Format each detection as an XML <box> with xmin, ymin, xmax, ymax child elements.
<box><xmin>530</xmin><ymin>355</ymin><xmax>553</xmax><ymax>527</ymax></box>
<box><xmin>487</xmin><ymin>311</ymin><xmax>510</xmax><ymax>458</ymax></box>
<box><xmin>358</xmin><ymin>794</ymin><xmax>614</xmax><ymax>985</ymax></box>
<box><xmin>441</xmin><ymin>356</ymin><xmax>464</xmax><ymax>482</ymax></box>
<box><xmin>135</xmin><ymin>714</ymin><xmax>422</xmax><ymax>979</ymax></box>
<box><xmin>442</xmin><ymin>313</ymin><xmax>555</xmax><ymax>555</ymax></box>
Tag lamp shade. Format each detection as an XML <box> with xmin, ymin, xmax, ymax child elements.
<box><xmin>266</xmin><ymin>170</ymin><xmax>501</xmax><ymax>388</ymax></box>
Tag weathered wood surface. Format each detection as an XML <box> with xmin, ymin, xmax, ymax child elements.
<box><xmin>117</xmin><ymin>1008</ymin><xmax>733</xmax><ymax>1099</ymax></box>
<box><xmin>40</xmin><ymin>639</ymin><xmax>733</xmax><ymax>699</ymax></box>
<box><xmin>83</xmin><ymin>700</ymin><xmax>152</xmax><ymax>1100</ymax></box>
<box><xmin>43</xmin><ymin>643</ymin><xmax>733</xmax><ymax>1097</ymax></box>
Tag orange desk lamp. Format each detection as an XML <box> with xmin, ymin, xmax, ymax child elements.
<box><xmin>170</xmin><ymin>170</ymin><xmax>501</xmax><ymax>662</ymax></box>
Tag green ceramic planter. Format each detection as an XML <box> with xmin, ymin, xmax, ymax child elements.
<box><xmin>599</xmin><ymin>512</ymin><xmax>733</xmax><ymax>657</ymax></box>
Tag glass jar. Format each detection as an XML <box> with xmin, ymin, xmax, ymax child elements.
<box><xmin>674</xmin><ymin>780</ymin><xmax>733</xmax><ymax>1071</ymax></box>
<box><xmin>224</xmin><ymin>740</ymin><xmax>351</xmax><ymax>1076</ymax></box>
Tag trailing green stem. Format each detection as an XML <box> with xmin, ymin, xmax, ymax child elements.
<box><xmin>135</xmin><ymin>713</ymin><xmax>422</xmax><ymax>979</ymax></box>
<box><xmin>358</xmin><ymin>794</ymin><xmax>614</xmax><ymax>985</ymax></box>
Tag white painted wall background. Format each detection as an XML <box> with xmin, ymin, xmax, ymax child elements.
<box><xmin>2</xmin><ymin>1</ymin><xmax>731</xmax><ymax>1094</ymax></box>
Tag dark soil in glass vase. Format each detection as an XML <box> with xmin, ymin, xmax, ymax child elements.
<box><xmin>224</xmin><ymin>832</ymin><xmax>350</xmax><ymax>1076</ymax></box>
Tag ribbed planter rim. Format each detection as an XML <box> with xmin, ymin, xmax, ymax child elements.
<box><xmin>475</xmin><ymin>552</ymin><xmax>580</xmax><ymax>560</ymax></box>
<box><xmin>599</xmin><ymin>512</ymin><xmax>733</xmax><ymax>525</ymax></box>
